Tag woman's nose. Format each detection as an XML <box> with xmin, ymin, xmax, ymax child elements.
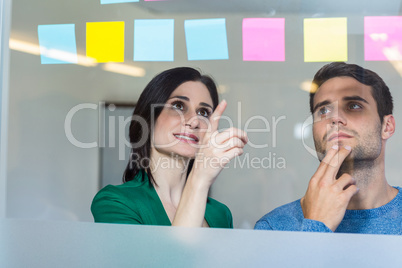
<box><xmin>184</xmin><ymin>114</ymin><xmax>200</xmax><ymax>129</ymax></box>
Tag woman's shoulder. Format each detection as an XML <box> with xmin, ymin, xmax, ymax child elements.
<box><xmin>206</xmin><ymin>197</ymin><xmax>233</xmax><ymax>228</ymax></box>
<box><xmin>94</xmin><ymin>177</ymin><xmax>150</xmax><ymax>201</ymax></box>
<box><xmin>90</xmin><ymin>174</ymin><xmax>157</xmax><ymax>224</ymax></box>
<box><xmin>206</xmin><ymin>197</ymin><xmax>230</xmax><ymax>213</ymax></box>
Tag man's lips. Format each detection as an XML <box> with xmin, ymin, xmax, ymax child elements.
<box><xmin>328</xmin><ymin>132</ymin><xmax>353</xmax><ymax>142</ymax></box>
<box><xmin>173</xmin><ymin>133</ymin><xmax>199</xmax><ymax>143</ymax></box>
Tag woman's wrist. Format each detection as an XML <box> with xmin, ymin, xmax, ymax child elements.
<box><xmin>187</xmin><ymin>170</ymin><xmax>214</xmax><ymax>192</ymax></box>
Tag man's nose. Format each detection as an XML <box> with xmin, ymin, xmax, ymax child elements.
<box><xmin>329</xmin><ymin>107</ymin><xmax>347</xmax><ymax>126</ymax></box>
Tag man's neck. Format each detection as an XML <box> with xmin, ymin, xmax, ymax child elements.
<box><xmin>339</xmin><ymin>159</ymin><xmax>397</xmax><ymax>210</ymax></box>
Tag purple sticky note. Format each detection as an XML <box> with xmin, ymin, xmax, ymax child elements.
<box><xmin>365</xmin><ymin>16</ymin><xmax>402</xmax><ymax>61</ymax></box>
<box><xmin>243</xmin><ymin>18</ymin><xmax>285</xmax><ymax>61</ymax></box>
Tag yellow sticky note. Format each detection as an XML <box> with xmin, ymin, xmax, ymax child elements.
<box><xmin>86</xmin><ymin>21</ymin><xmax>125</xmax><ymax>62</ymax></box>
<box><xmin>304</xmin><ymin>18</ymin><xmax>348</xmax><ymax>62</ymax></box>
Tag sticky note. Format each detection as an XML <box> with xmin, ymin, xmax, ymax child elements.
<box><xmin>243</xmin><ymin>18</ymin><xmax>285</xmax><ymax>61</ymax></box>
<box><xmin>365</xmin><ymin>16</ymin><xmax>402</xmax><ymax>61</ymax></box>
<box><xmin>86</xmin><ymin>21</ymin><xmax>125</xmax><ymax>63</ymax></box>
<box><xmin>38</xmin><ymin>24</ymin><xmax>78</xmax><ymax>64</ymax></box>
<box><xmin>184</xmin><ymin>18</ymin><xmax>229</xmax><ymax>61</ymax></box>
<box><xmin>304</xmin><ymin>18</ymin><xmax>348</xmax><ymax>62</ymax></box>
<box><xmin>100</xmin><ymin>0</ymin><xmax>139</xmax><ymax>4</ymax></box>
<box><xmin>134</xmin><ymin>19</ymin><xmax>174</xmax><ymax>61</ymax></box>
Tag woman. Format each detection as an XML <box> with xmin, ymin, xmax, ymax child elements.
<box><xmin>91</xmin><ymin>67</ymin><xmax>247</xmax><ymax>228</ymax></box>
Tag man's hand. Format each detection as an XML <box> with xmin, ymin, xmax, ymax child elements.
<box><xmin>300</xmin><ymin>145</ymin><xmax>359</xmax><ymax>231</ymax></box>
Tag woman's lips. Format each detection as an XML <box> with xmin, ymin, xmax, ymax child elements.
<box><xmin>173</xmin><ymin>133</ymin><xmax>199</xmax><ymax>144</ymax></box>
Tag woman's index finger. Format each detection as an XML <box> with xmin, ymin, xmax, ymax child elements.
<box><xmin>210</xmin><ymin>100</ymin><xmax>227</xmax><ymax>131</ymax></box>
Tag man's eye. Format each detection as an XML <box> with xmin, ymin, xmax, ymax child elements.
<box><xmin>349</xmin><ymin>103</ymin><xmax>362</xmax><ymax>110</ymax></box>
<box><xmin>197</xmin><ymin>108</ymin><xmax>211</xmax><ymax>118</ymax></box>
<box><xmin>318</xmin><ymin>106</ymin><xmax>331</xmax><ymax>115</ymax></box>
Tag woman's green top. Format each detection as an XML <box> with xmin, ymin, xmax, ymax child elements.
<box><xmin>91</xmin><ymin>171</ymin><xmax>233</xmax><ymax>228</ymax></box>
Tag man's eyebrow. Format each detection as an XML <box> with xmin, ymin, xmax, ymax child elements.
<box><xmin>168</xmin><ymin>96</ymin><xmax>213</xmax><ymax>109</ymax></box>
<box><xmin>313</xmin><ymin>100</ymin><xmax>331</xmax><ymax>113</ymax></box>
<box><xmin>343</xmin><ymin>95</ymin><xmax>369</xmax><ymax>104</ymax></box>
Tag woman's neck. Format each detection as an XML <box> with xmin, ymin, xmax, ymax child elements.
<box><xmin>150</xmin><ymin>150</ymin><xmax>191</xmax><ymax>207</ymax></box>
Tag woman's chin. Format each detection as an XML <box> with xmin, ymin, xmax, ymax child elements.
<box><xmin>166</xmin><ymin>150</ymin><xmax>196</xmax><ymax>160</ymax></box>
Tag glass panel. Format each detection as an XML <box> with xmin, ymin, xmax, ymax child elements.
<box><xmin>2</xmin><ymin>219</ymin><xmax>402</xmax><ymax>267</ymax></box>
<box><xmin>1</xmin><ymin>0</ymin><xmax>12</xmax><ymax>218</ymax></box>
<box><xmin>6</xmin><ymin>0</ymin><xmax>402</xmax><ymax>228</ymax></box>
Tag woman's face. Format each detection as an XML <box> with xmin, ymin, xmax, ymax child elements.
<box><xmin>152</xmin><ymin>81</ymin><xmax>214</xmax><ymax>159</ymax></box>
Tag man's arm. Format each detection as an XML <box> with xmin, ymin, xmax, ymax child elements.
<box><xmin>254</xmin><ymin>205</ymin><xmax>333</xmax><ymax>232</ymax></box>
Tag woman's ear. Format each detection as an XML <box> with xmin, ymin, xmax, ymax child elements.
<box><xmin>382</xmin><ymin>114</ymin><xmax>395</xmax><ymax>140</ymax></box>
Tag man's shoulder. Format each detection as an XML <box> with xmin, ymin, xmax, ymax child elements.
<box><xmin>255</xmin><ymin>199</ymin><xmax>304</xmax><ymax>230</ymax></box>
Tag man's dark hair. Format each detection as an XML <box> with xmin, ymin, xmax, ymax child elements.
<box><xmin>309</xmin><ymin>62</ymin><xmax>393</xmax><ymax>123</ymax></box>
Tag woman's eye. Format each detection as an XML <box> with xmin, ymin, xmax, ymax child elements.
<box><xmin>197</xmin><ymin>108</ymin><xmax>211</xmax><ymax>118</ymax></box>
<box><xmin>171</xmin><ymin>101</ymin><xmax>184</xmax><ymax>110</ymax></box>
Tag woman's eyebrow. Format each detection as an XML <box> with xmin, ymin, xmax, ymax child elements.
<box><xmin>169</xmin><ymin>96</ymin><xmax>213</xmax><ymax>109</ymax></box>
<box><xmin>168</xmin><ymin>95</ymin><xmax>189</xmax><ymax>101</ymax></box>
<box><xmin>200</xmin><ymin>102</ymin><xmax>213</xmax><ymax>109</ymax></box>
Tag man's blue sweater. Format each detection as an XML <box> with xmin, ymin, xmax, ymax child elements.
<box><xmin>255</xmin><ymin>187</ymin><xmax>402</xmax><ymax>235</ymax></box>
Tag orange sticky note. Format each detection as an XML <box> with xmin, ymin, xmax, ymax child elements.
<box><xmin>86</xmin><ymin>21</ymin><xmax>125</xmax><ymax>62</ymax></box>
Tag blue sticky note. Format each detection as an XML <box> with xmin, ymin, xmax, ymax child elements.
<box><xmin>100</xmin><ymin>0</ymin><xmax>139</xmax><ymax>4</ymax></box>
<box><xmin>184</xmin><ymin>18</ymin><xmax>229</xmax><ymax>61</ymax></box>
<box><xmin>38</xmin><ymin>24</ymin><xmax>78</xmax><ymax>64</ymax></box>
<box><xmin>134</xmin><ymin>19</ymin><xmax>174</xmax><ymax>61</ymax></box>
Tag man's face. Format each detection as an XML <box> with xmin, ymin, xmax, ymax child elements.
<box><xmin>312</xmin><ymin>76</ymin><xmax>383</xmax><ymax>162</ymax></box>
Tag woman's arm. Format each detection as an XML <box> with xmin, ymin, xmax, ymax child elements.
<box><xmin>172</xmin><ymin>100</ymin><xmax>247</xmax><ymax>227</ymax></box>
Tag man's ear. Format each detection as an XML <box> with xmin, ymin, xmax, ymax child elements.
<box><xmin>382</xmin><ymin>114</ymin><xmax>395</xmax><ymax>140</ymax></box>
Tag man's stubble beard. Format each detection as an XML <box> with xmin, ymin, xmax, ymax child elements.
<box><xmin>314</xmin><ymin>123</ymin><xmax>383</xmax><ymax>184</ymax></box>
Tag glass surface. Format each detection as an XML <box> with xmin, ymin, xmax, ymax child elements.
<box><xmin>1</xmin><ymin>0</ymin><xmax>12</xmax><ymax>218</ymax></box>
<box><xmin>5</xmin><ymin>0</ymin><xmax>402</xmax><ymax>228</ymax></box>
<box><xmin>2</xmin><ymin>219</ymin><xmax>402</xmax><ymax>267</ymax></box>
<box><xmin>100</xmin><ymin>103</ymin><xmax>134</xmax><ymax>187</ymax></box>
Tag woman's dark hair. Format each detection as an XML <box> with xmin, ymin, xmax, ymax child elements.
<box><xmin>123</xmin><ymin>67</ymin><xmax>219</xmax><ymax>185</ymax></box>
<box><xmin>310</xmin><ymin>62</ymin><xmax>393</xmax><ymax>123</ymax></box>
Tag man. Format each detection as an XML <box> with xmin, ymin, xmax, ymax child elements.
<box><xmin>255</xmin><ymin>62</ymin><xmax>402</xmax><ymax>234</ymax></box>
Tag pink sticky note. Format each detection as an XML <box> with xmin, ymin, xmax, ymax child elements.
<box><xmin>365</xmin><ymin>16</ymin><xmax>402</xmax><ymax>61</ymax></box>
<box><xmin>243</xmin><ymin>18</ymin><xmax>285</xmax><ymax>61</ymax></box>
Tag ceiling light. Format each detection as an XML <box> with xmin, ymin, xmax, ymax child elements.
<box><xmin>300</xmin><ymin>80</ymin><xmax>318</xmax><ymax>93</ymax></box>
<box><xmin>9</xmin><ymin>38</ymin><xmax>97</xmax><ymax>67</ymax></box>
<box><xmin>102</xmin><ymin>63</ymin><xmax>146</xmax><ymax>77</ymax></box>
